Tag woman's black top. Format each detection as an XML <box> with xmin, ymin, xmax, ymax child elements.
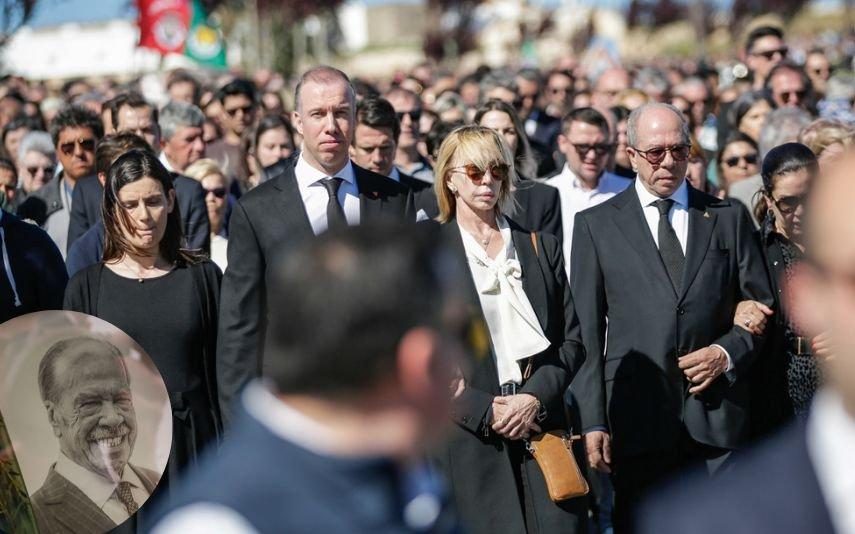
<box><xmin>64</xmin><ymin>260</ymin><xmax>222</xmax><ymax>509</ymax></box>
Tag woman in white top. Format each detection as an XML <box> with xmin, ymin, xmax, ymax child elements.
<box><xmin>184</xmin><ymin>159</ymin><xmax>229</xmax><ymax>271</ymax></box>
<box><xmin>431</xmin><ymin>125</ymin><xmax>587</xmax><ymax>534</ymax></box>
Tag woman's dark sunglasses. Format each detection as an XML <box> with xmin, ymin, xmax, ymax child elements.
<box><xmin>450</xmin><ymin>163</ymin><xmax>510</xmax><ymax>182</ymax></box>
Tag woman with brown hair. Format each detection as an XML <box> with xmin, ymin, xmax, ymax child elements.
<box><xmin>64</xmin><ymin>149</ymin><xmax>222</xmax><ymax>499</ymax></box>
<box><xmin>431</xmin><ymin>125</ymin><xmax>586</xmax><ymax>533</ymax></box>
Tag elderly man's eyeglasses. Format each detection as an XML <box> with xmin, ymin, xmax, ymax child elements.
<box><xmin>772</xmin><ymin>193</ymin><xmax>807</xmax><ymax>214</ymax></box>
<box><xmin>752</xmin><ymin>47</ymin><xmax>788</xmax><ymax>61</ymax></box>
<box><xmin>59</xmin><ymin>138</ymin><xmax>96</xmax><ymax>155</ymax></box>
<box><xmin>26</xmin><ymin>165</ymin><xmax>55</xmax><ymax>176</ymax></box>
<box><xmin>632</xmin><ymin>144</ymin><xmax>691</xmax><ymax>165</ymax></box>
<box><xmin>571</xmin><ymin>143</ymin><xmax>613</xmax><ymax>157</ymax></box>
<box><xmin>450</xmin><ymin>163</ymin><xmax>510</xmax><ymax>182</ymax></box>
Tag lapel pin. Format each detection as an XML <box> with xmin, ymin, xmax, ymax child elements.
<box><xmin>703</xmin><ymin>211</ymin><xmax>710</xmax><ymax>218</ymax></box>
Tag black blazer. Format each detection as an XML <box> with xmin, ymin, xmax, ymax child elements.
<box><xmin>570</xmin><ymin>183</ymin><xmax>774</xmax><ymax>459</ymax></box>
<box><xmin>638</xmin><ymin>422</ymin><xmax>836</xmax><ymax>534</ymax></box>
<box><xmin>433</xmin><ymin>218</ymin><xmax>586</xmax><ymax>533</ymax></box>
<box><xmin>216</xmin><ymin>159</ymin><xmax>414</xmax><ymax>424</ymax></box>
<box><xmin>398</xmin><ymin>170</ymin><xmax>432</xmax><ymax>193</ymax></box>
<box><xmin>66</xmin><ymin>173</ymin><xmax>211</xmax><ymax>252</ymax></box>
<box><xmin>513</xmin><ymin>178</ymin><xmax>563</xmax><ymax>243</ymax></box>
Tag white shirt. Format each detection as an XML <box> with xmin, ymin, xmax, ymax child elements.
<box><xmin>545</xmin><ymin>166</ymin><xmax>630</xmax><ymax>278</ymax></box>
<box><xmin>158</xmin><ymin>152</ymin><xmax>176</xmax><ymax>173</ymax></box>
<box><xmin>807</xmin><ymin>389</ymin><xmax>855</xmax><ymax>534</ymax></box>
<box><xmin>210</xmin><ymin>234</ymin><xmax>228</xmax><ymax>272</ymax></box>
<box><xmin>634</xmin><ymin>176</ymin><xmax>689</xmax><ymax>254</ymax></box>
<box><xmin>54</xmin><ymin>452</ymin><xmax>150</xmax><ymax>525</ymax></box>
<box><xmin>459</xmin><ymin>216</ymin><xmax>551</xmax><ymax>385</ymax></box>
<box><xmin>294</xmin><ymin>153</ymin><xmax>360</xmax><ymax>235</ymax></box>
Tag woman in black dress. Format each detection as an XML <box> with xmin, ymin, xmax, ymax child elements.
<box><xmin>751</xmin><ymin>142</ymin><xmax>821</xmax><ymax>437</ymax></box>
<box><xmin>64</xmin><ymin>149</ymin><xmax>222</xmax><ymax>497</ymax></box>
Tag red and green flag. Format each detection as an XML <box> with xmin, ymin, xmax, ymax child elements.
<box><xmin>137</xmin><ymin>0</ymin><xmax>227</xmax><ymax>69</ymax></box>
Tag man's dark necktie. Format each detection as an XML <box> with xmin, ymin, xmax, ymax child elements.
<box><xmin>655</xmin><ymin>199</ymin><xmax>685</xmax><ymax>291</ymax></box>
<box><xmin>320</xmin><ymin>177</ymin><xmax>347</xmax><ymax>230</ymax></box>
<box><xmin>115</xmin><ymin>481</ymin><xmax>139</xmax><ymax>515</ymax></box>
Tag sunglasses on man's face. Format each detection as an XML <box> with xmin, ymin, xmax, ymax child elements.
<box><xmin>225</xmin><ymin>105</ymin><xmax>255</xmax><ymax>117</ymax></box>
<box><xmin>59</xmin><ymin>138</ymin><xmax>96</xmax><ymax>156</ymax></box>
<box><xmin>777</xmin><ymin>90</ymin><xmax>807</xmax><ymax>104</ymax></box>
<box><xmin>752</xmin><ymin>47</ymin><xmax>788</xmax><ymax>61</ymax></box>
<box><xmin>26</xmin><ymin>165</ymin><xmax>54</xmax><ymax>176</ymax></box>
<box><xmin>396</xmin><ymin>109</ymin><xmax>422</xmax><ymax>123</ymax></box>
<box><xmin>632</xmin><ymin>144</ymin><xmax>691</xmax><ymax>165</ymax></box>
<box><xmin>205</xmin><ymin>187</ymin><xmax>227</xmax><ymax>199</ymax></box>
<box><xmin>571</xmin><ymin>142</ymin><xmax>613</xmax><ymax>157</ymax></box>
<box><xmin>450</xmin><ymin>163</ymin><xmax>510</xmax><ymax>182</ymax></box>
<box><xmin>724</xmin><ymin>153</ymin><xmax>758</xmax><ymax>168</ymax></box>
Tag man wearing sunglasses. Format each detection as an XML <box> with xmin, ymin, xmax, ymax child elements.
<box><xmin>385</xmin><ymin>87</ymin><xmax>434</xmax><ymax>183</ymax></box>
<box><xmin>207</xmin><ymin>78</ymin><xmax>257</xmax><ymax>186</ymax></box>
<box><xmin>570</xmin><ymin>102</ymin><xmax>773</xmax><ymax>532</ymax></box>
<box><xmin>765</xmin><ymin>62</ymin><xmax>813</xmax><ymax>112</ymax></box>
<box><xmin>743</xmin><ymin>26</ymin><xmax>788</xmax><ymax>90</ymax></box>
<box><xmin>545</xmin><ymin>107</ymin><xmax>630</xmax><ymax>278</ymax></box>
<box><xmin>17</xmin><ymin>105</ymin><xmax>102</xmax><ymax>258</ymax></box>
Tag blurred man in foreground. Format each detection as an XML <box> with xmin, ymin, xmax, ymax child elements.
<box><xmin>639</xmin><ymin>150</ymin><xmax>855</xmax><ymax>534</ymax></box>
<box><xmin>150</xmin><ymin>223</ymin><xmax>465</xmax><ymax>533</ymax></box>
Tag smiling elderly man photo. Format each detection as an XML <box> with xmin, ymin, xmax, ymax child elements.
<box><xmin>30</xmin><ymin>336</ymin><xmax>159</xmax><ymax>534</ymax></box>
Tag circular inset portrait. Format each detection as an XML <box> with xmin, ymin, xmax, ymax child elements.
<box><xmin>0</xmin><ymin>311</ymin><xmax>172</xmax><ymax>534</ymax></box>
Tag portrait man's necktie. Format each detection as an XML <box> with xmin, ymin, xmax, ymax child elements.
<box><xmin>654</xmin><ymin>198</ymin><xmax>685</xmax><ymax>291</ymax></box>
<box><xmin>320</xmin><ymin>177</ymin><xmax>347</xmax><ymax>230</ymax></box>
<box><xmin>116</xmin><ymin>481</ymin><xmax>139</xmax><ymax>515</ymax></box>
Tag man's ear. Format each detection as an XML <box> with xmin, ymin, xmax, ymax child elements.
<box><xmin>396</xmin><ymin>327</ymin><xmax>440</xmax><ymax>400</ymax></box>
<box><xmin>557</xmin><ymin>133</ymin><xmax>569</xmax><ymax>157</ymax></box>
<box><xmin>45</xmin><ymin>402</ymin><xmax>62</xmax><ymax>438</ymax></box>
<box><xmin>292</xmin><ymin>110</ymin><xmax>304</xmax><ymax>137</ymax></box>
<box><xmin>627</xmin><ymin>146</ymin><xmax>639</xmax><ymax>172</ymax></box>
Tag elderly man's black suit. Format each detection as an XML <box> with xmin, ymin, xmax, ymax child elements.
<box><xmin>216</xmin><ymin>159</ymin><xmax>413</xmax><ymax>425</ymax></box>
<box><xmin>570</xmin><ymin>182</ymin><xmax>774</xmax><ymax>530</ymax></box>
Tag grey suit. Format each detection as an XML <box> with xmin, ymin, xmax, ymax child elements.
<box><xmin>31</xmin><ymin>464</ymin><xmax>159</xmax><ymax>534</ymax></box>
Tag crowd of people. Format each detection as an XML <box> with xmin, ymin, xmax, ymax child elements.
<box><xmin>1</xmin><ymin>21</ymin><xmax>854</xmax><ymax>534</ymax></box>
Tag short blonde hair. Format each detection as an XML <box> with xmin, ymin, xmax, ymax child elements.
<box><xmin>433</xmin><ymin>125</ymin><xmax>516</xmax><ymax>223</ymax></box>
<box><xmin>184</xmin><ymin>158</ymin><xmax>227</xmax><ymax>185</ymax></box>
<box><xmin>798</xmin><ymin>119</ymin><xmax>855</xmax><ymax>157</ymax></box>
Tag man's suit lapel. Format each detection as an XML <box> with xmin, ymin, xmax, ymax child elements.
<box><xmin>678</xmin><ymin>186</ymin><xmax>717</xmax><ymax>301</ymax></box>
<box><xmin>354</xmin><ymin>166</ymin><xmax>386</xmax><ymax>221</ymax></box>
<box><xmin>38</xmin><ymin>467</ymin><xmax>116</xmax><ymax>533</ymax></box>
<box><xmin>612</xmin><ymin>187</ymin><xmax>678</xmax><ymax>299</ymax></box>
<box><xmin>511</xmin><ymin>226</ymin><xmax>549</xmax><ymax>332</ymax></box>
<box><xmin>272</xmin><ymin>163</ymin><xmax>314</xmax><ymax>239</ymax></box>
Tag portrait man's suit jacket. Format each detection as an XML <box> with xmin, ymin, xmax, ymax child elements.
<box><xmin>66</xmin><ymin>173</ymin><xmax>211</xmax><ymax>252</ymax></box>
<box><xmin>638</xmin><ymin>422</ymin><xmax>836</xmax><ymax>534</ymax></box>
<box><xmin>570</xmin><ymin>183</ymin><xmax>773</xmax><ymax>459</ymax></box>
<box><xmin>216</xmin><ymin>159</ymin><xmax>414</xmax><ymax>425</ymax></box>
<box><xmin>31</xmin><ymin>463</ymin><xmax>159</xmax><ymax>534</ymax></box>
<box><xmin>513</xmin><ymin>178</ymin><xmax>563</xmax><ymax>243</ymax></box>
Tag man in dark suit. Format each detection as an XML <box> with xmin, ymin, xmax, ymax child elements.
<box><xmin>31</xmin><ymin>337</ymin><xmax>160</xmax><ymax>534</ymax></box>
<box><xmin>216</xmin><ymin>66</ymin><xmax>413</xmax><ymax>425</ymax></box>
<box><xmin>570</xmin><ymin>102</ymin><xmax>774</xmax><ymax>532</ymax></box>
<box><xmin>150</xmin><ymin>224</ymin><xmax>461</xmax><ymax>533</ymax></box>
<box><xmin>66</xmin><ymin>92</ymin><xmax>209</xmax><ymax>252</ymax></box>
<box><xmin>638</xmin><ymin>150</ymin><xmax>855</xmax><ymax>534</ymax></box>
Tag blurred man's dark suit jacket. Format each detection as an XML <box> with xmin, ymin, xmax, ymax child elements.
<box><xmin>638</xmin><ymin>422</ymin><xmax>836</xmax><ymax>534</ymax></box>
<box><xmin>216</xmin><ymin>159</ymin><xmax>413</xmax><ymax>425</ymax></box>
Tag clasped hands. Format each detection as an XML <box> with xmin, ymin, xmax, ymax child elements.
<box><xmin>490</xmin><ymin>394</ymin><xmax>541</xmax><ymax>441</ymax></box>
<box><xmin>678</xmin><ymin>345</ymin><xmax>729</xmax><ymax>394</ymax></box>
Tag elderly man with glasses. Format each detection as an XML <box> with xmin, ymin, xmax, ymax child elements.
<box><xmin>570</xmin><ymin>102</ymin><xmax>774</xmax><ymax>532</ymax></box>
<box><xmin>17</xmin><ymin>105</ymin><xmax>102</xmax><ymax>257</ymax></box>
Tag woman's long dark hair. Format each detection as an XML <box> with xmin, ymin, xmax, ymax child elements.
<box><xmin>102</xmin><ymin>149</ymin><xmax>200</xmax><ymax>265</ymax></box>
<box><xmin>753</xmin><ymin>142</ymin><xmax>818</xmax><ymax>223</ymax></box>
<box><xmin>473</xmin><ymin>99</ymin><xmax>537</xmax><ymax>180</ymax></box>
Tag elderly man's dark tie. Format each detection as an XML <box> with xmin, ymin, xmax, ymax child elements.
<box><xmin>655</xmin><ymin>199</ymin><xmax>684</xmax><ymax>291</ymax></box>
<box><xmin>116</xmin><ymin>481</ymin><xmax>139</xmax><ymax>515</ymax></box>
<box><xmin>320</xmin><ymin>177</ymin><xmax>347</xmax><ymax>230</ymax></box>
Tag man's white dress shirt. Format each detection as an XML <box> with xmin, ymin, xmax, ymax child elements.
<box><xmin>545</xmin><ymin>166</ymin><xmax>630</xmax><ymax>279</ymax></box>
<box><xmin>294</xmin><ymin>154</ymin><xmax>360</xmax><ymax>235</ymax></box>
